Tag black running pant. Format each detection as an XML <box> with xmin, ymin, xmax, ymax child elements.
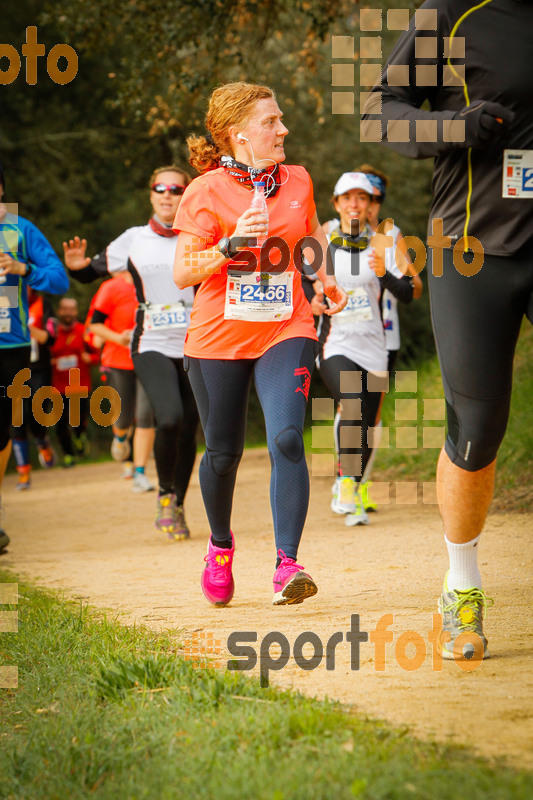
<box><xmin>319</xmin><ymin>355</ymin><xmax>382</xmax><ymax>482</ymax></box>
<box><xmin>12</xmin><ymin>366</ymin><xmax>52</xmax><ymax>444</ymax></box>
<box><xmin>133</xmin><ymin>351</ymin><xmax>198</xmax><ymax>503</ymax></box>
<box><xmin>428</xmin><ymin>240</ymin><xmax>533</xmax><ymax>471</ymax></box>
<box><xmin>186</xmin><ymin>337</ymin><xmax>316</xmax><ymax>560</ymax></box>
<box><xmin>0</xmin><ymin>347</ymin><xmax>31</xmax><ymax>451</ymax></box>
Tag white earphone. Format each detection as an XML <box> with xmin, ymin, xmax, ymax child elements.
<box><xmin>232</xmin><ymin>130</ymin><xmax>291</xmax><ymax>191</ymax></box>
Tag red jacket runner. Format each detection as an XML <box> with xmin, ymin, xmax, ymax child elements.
<box><xmin>50</xmin><ymin>322</ymin><xmax>100</xmax><ymax>395</ymax></box>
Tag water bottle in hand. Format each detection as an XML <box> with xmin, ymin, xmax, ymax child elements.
<box><xmin>250</xmin><ymin>181</ymin><xmax>268</xmax><ymax>247</ymax></box>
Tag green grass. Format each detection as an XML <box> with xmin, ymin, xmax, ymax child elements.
<box><xmin>0</xmin><ymin>572</ymin><xmax>531</xmax><ymax>799</ymax></box>
<box><xmin>305</xmin><ymin>322</ymin><xmax>533</xmax><ymax>511</ymax></box>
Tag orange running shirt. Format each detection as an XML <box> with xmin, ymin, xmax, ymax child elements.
<box><xmin>173</xmin><ymin>165</ymin><xmax>318</xmax><ymax>359</ymax></box>
<box><xmin>91</xmin><ymin>276</ymin><xmax>137</xmax><ymax>370</ymax></box>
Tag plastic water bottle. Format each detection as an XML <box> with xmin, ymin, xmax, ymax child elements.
<box><xmin>250</xmin><ymin>181</ymin><xmax>268</xmax><ymax>247</ymax></box>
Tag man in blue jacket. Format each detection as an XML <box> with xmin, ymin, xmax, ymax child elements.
<box><xmin>0</xmin><ymin>161</ymin><xmax>69</xmax><ymax>551</ymax></box>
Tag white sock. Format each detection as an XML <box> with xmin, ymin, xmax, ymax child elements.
<box><xmin>445</xmin><ymin>534</ymin><xmax>482</xmax><ymax>591</ymax></box>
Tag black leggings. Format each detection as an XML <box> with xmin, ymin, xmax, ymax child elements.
<box><xmin>133</xmin><ymin>351</ymin><xmax>198</xmax><ymax>503</ymax></box>
<box><xmin>0</xmin><ymin>347</ymin><xmax>31</xmax><ymax>451</ymax></box>
<box><xmin>11</xmin><ymin>367</ymin><xmax>52</xmax><ymax>444</ymax></box>
<box><xmin>186</xmin><ymin>337</ymin><xmax>317</xmax><ymax>560</ymax></box>
<box><xmin>428</xmin><ymin>240</ymin><xmax>533</xmax><ymax>471</ymax></box>
<box><xmin>319</xmin><ymin>355</ymin><xmax>382</xmax><ymax>482</ymax></box>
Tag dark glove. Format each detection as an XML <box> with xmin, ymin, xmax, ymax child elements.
<box><xmin>455</xmin><ymin>100</ymin><xmax>515</xmax><ymax>149</ymax></box>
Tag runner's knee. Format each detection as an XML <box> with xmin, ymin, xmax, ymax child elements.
<box><xmin>445</xmin><ymin>396</ymin><xmax>510</xmax><ymax>471</ymax></box>
<box><xmin>156</xmin><ymin>410</ymin><xmax>182</xmax><ymax>433</ymax></box>
<box><xmin>207</xmin><ymin>448</ymin><xmax>242</xmax><ymax>477</ymax></box>
<box><xmin>274</xmin><ymin>425</ymin><xmax>304</xmax><ymax>464</ymax></box>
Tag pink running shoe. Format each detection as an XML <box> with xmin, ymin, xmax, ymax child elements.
<box><xmin>272</xmin><ymin>550</ymin><xmax>318</xmax><ymax>606</ymax></box>
<box><xmin>201</xmin><ymin>533</ymin><xmax>235</xmax><ymax>607</ymax></box>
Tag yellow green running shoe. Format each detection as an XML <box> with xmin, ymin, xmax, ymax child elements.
<box><xmin>438</xmin><ymin>575</ymin><xmax>494</xmax><ymax>661</ymax></box>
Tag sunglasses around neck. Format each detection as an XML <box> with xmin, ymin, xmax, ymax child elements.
<box><xmin>151</xmin><ymin>183</ymin><xmax>186</xmax><ymax>196</ymax></box>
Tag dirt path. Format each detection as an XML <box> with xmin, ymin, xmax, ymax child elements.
<box><xmin>2</xmin><ymin>450</ymin><xmax>532</xmax><ymax>769</ymax></box>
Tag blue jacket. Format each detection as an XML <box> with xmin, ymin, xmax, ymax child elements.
<box><xmin>0</xmin><ymin>213</ymin><xmax>68</xmax><ymax>348</ymax></box>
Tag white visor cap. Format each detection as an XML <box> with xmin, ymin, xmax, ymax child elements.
<box><xmin>333</xmin><ymin>172</ymin><xmax>375</xmax><ymax>198</ymax></box>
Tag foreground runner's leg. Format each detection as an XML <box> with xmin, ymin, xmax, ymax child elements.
<box><xmin>436</xmin><ymin>452</ymin><xmax>496</xmax><ymax>660</ymax></box>
<box><xmin>253</xmin><ymin>337</ymin><xmax>318</xmax><ymax>605</ymax></box>
<box><xmin>186</xmin><ymin>357</ymin><xmax>253</xmax><ymax>606</ymax></box>
<box><xmin>429</xmin><ymin>243</ymin><xmax>533</xmax><ymax>659</ymax></box>
<box><xmin>186</xmin><ymin>357</ymin><xmax>252</xmax><ymax>543</ymax></box>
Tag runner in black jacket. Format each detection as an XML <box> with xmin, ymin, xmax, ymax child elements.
<box><xmin>362</xmin><ymin>0</ymin><xmax>533</xmax><ymax>660</ymax></box>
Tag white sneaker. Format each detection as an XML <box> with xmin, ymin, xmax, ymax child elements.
<box><xmin>111</xmin><ymin>436</ymin><xmax>131</xmax><ymax>462</ymax></box>
<box><xmin>132</xmin><ymin>471</ymin><xmax>155</xmax><ymax>493</ymax></box>
<box><xmin>331</xmin><ymin>476</ymin><xmax>357</xmax><ymax>514</ymax></box>
<box><xmin>345</xmin><ymin>491</ymin><xmax>369</xmax><ymax>526</ymax></box>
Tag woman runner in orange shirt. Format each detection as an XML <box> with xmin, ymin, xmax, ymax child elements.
<box><xmin>174</xmin><ymin>81</ymin><xmax>347</xmax><ymax>608</ymax></box>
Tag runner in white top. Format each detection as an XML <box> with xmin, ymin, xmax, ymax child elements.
<box><xmin>316</xmin><ymin>172</ymin><xmax>414</xmax><ymax>525</ymax></box>
<box><xmin>91</xmin><ymin>222</ymin><xmax>193</xmax><ymax>358</ymax></box>
<box><xmin>321</xmin><ymin>166</ymin><xmax>423</xmax><ymax>511</ymax></box>
<box><xmin>64</xmin><ymin>166</ymin><xmax>198</xmax><ymax>540</ymax></box>
<box><xmin>358</xmin><ymin>166</ymin><xmax>423</xmax><ymax>371</ymax></box>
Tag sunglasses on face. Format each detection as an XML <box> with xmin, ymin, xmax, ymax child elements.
<box><xmin>151</xmin><ymin>183</ymin><xmax>186</xmax><ymax>196</ymax></box>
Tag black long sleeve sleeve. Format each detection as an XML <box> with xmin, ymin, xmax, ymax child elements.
<box><xmin>68</xmin><ymin>248</ymin><xmax>112</xmax><ymax>284</ymax></box>
<box><xmin>378</xmin><ymin>271</ymin><xmax>413</xmax><ymax>304</ymax></box>
<box><xmin>361</xmin><ymin>0</ymin><xmax>533</xmax><ymax>256</ymax></box>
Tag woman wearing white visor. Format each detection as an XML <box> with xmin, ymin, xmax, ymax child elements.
<box><xmin>316</xmin><ymin>172</ymin><xmax>414</xmax><ymax>525</ymax></box>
